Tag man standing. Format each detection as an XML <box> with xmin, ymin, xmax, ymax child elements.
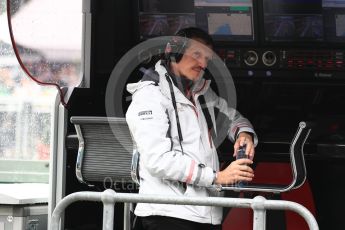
<box><xmin>126</xmin><ymin>27</ymin><xmax>258</xmax><ymax>230</ymax></box>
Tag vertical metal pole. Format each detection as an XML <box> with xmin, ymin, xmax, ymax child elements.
<box><xmin>102</xmin><ymin>190</ymin><xmax>116</xmax><ymax>230</ymax></box>
<box><xmin>252</xmin><ymin>196</ymin><xmax>267</xmax><ymax>230</ymax></box>
<box><xmin>103</xmin><ymin>202</ymin><xmax>115</xmax><ymax>230</ymax></box>
<box><xmin>123</xmin><ymin>203</ymin><xmax>131</xmax><ymax>230</ymax></box>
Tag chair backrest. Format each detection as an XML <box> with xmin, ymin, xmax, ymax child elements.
<box><xmin>220</xmin><ymin>121</ymin><xmax>313</xmax><ymax>193</ymax></box>
<box><xmin>70</xmin><ymin>116</ymin><xmax>134</xmax><ymax>186</ymax></box>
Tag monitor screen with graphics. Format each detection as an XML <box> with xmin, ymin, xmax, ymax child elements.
<box><xmin>263</xmin><ymin>0</ymin><xmax>345</xmax><ymax>44</ymax></box>
<box><xmin>323</xmin><ymin>0</ymin><xmax>345</xmax><ymax>43</ymax></box>
<box><xmin>139</xmin><ymin>0</ymin><xmax>255</xmax><ymax>42</ymax></box>
<box><xmin>263</xmin><ymin>0</ymin><xmax>323</xmax><ymax>42</ymax></box>
<box><xmin>195</xmin><ymin>0</ymin><xmax>255</xmax><ymax>42</ymax></box>
<box><xmin>139</xmin><ymin>0</ymin><xmax>195</xmax><ymax>39</ymax></box>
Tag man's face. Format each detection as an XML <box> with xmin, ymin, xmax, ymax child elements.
<box><xmin>171</xmin><ymin>39</ymin><xmax>213</xmax><ymax>81</ymax></box>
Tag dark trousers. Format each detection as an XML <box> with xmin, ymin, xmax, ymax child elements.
<box><xmin>140</xmin><ymin>216</ymin><xmax>221</xmax><ymax>230</ymax></box>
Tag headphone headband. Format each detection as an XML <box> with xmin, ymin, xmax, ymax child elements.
<box><xmin>164</xmin><ymin>27</ymin><xmax>213</xmax><ymax>64</ymax></box>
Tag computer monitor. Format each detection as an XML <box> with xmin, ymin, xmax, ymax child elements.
<box><xmin>195</xmin><ymin>0</ymin><xmax>255</xmax><ymax>42</ymax></box>
<box><xmin>138</xmin><ymin>0</ymin><xmax>256</xmax><ymax>42</ymax></box>
<box><xmin>139</xmin><ymin>0</ymin><xmax>195</xmax><ymax>39</ymax></box>
<box><xmin>323</xmin><ymin>0</ymin><xmax>345</xmax><ymax>43</ymax></box>
<box><xmin>139</xmin><ymin>13</ymin><xmax>196</xmax><ymax>38</ymax></box>
<box><xmin>263</xmin><ymin>0</ymin><xmax>324</xmax><ymax>42</ymax></box>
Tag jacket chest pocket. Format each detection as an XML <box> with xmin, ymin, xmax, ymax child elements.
<box><xmin>177</xmin><ymin>106</ymin><xmax>201</xmax><ymax>139</ymax></box>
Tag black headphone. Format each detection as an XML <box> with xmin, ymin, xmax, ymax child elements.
<box><xmin>164</xmin><ymin>30</ymin><xmax>188</xmax><ymax>63</ymax></box>
<box><xmin>163</xmin><ymin>27</ymin><xmax>214</xmax><ymax>64</ymax></box>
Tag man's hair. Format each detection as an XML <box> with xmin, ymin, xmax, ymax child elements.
<box><xmin>175</xmin><ymin>27</ymin><xmax>214</xmax><ymax>49</ymax></box>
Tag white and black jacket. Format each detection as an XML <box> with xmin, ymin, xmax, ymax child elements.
<box><xmin>126</xmin><ymin>61</ymin><xmax>258</xmax><ymax>225</ymax></box>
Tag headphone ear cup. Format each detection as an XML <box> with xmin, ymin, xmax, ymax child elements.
<box><xmin>165</xmin><ymin>36</ymin><xmax>187</xmax><ymax>63</ymax></box>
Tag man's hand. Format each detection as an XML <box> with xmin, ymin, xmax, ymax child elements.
<box><xmin>215</xmin><ymin>158</ymin><xmax>254</xmax><ymax>185</ymax></box>
<box><xmin>233</xmin><ymin>132</ymin><xmax>255</xmax><ymax>160</ymax></box>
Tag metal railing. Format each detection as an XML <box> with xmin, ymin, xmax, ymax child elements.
<box><xmin>50</xmin><ymin>189</ymin><xmax>319</xmax><ymax>230</ymax></box>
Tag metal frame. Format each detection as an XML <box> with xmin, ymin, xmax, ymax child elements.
<box><xmin>220</xmin><ymin>121</ymin><xmax>311</xmax><ymax>193</ymax></box>
<box><xmin>50</xmin><ymin>189</ymin><xmax>319</xmax><ymax>230</ymax></box>
<box><xmin>48</xmin><ymin>98</ymin><xmax>68</xmax><ymax>230</ymax></box>
<box><xmin>81</xmin><ymin>0</ymin><xmax>92</xmax><ymax>88</ymax></box>
<box><xmin>74</xmin><ymin>124</ymin><xmax>89</xmax><ymax>185</ymax></box>
<box><xmin>289</xmin><ymin>122</ymin><xmax>310</xmax><ymax>189</ymax></box>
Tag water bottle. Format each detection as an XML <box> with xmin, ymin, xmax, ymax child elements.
<box><xmin>236</xmin><ymin>144</ymin><xmax>248</xmax><ymax>187</ymax></box>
